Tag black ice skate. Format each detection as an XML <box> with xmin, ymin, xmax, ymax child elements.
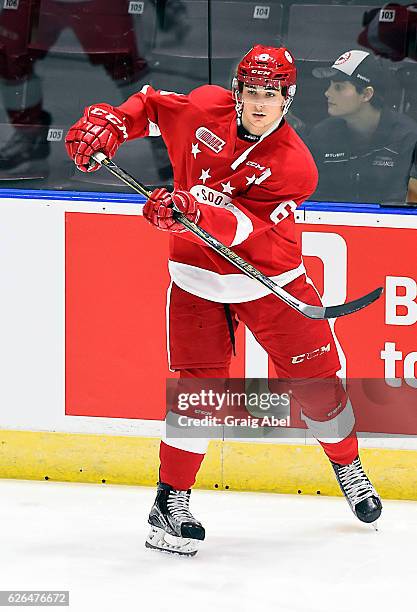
<box><xmin>145</xmin><ymin>482</ymin><xmax>205</xmax><ymax>556</ymax></box>
<box><xmin>331</xmin><ymin>456</ymin><xmax>382</xmax><ymax>526</ymax></box>
<box><xmin>0</xmin><ymin>111</ymin><xmax>51</xmax><ymax>179</ymax></box>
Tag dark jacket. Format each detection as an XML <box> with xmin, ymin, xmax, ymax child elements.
<box><xmin>308</xmin><ymin>108</ymin><xmax>417</xmax><ymax>204</ymax></box>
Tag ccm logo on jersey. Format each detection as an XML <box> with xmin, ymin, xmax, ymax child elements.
<box><xmin>247</xmin><ymin>161</ymin><xmax>266</xmax><ymax>171</ymax></box>
<box><xmin>195</xmin><ymin>127</ymin><xmax>226</xmax><ymax>153</ymax></box>
<box><xmin>291</xmin><ymin>343</ymin><xmax>331</xmax><ymax>364</ymax></box>
<box><xmin>89</xmin><ymin>107</ymin><xmax>128</xmax><ymax>140</ymax></box>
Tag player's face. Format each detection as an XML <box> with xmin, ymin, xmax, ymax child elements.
<box><xmin>325</xmin><ymin>80</ymin><xmax>364</xmax><ymax>117</ymax></box>
<box><xmin>241</xmin><ymin>85</ymin><xmax>285</xmax><ymax>135</ymax></box>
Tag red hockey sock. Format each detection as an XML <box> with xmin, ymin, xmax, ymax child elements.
<box><xmin>159</xmin><ymin>440</ymin><xmax>205</xmax><ymax>490</ymax></box>
<box><xmin>319</xmin><ymin>433</ymin><xmax>359</xmax><ymax>466</ymax></box>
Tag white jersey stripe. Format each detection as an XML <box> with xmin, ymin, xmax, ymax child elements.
<box><xmin>168</xmin><ymin>261</ymin><xmax>306</xmax><ymax>303</ymax></box>
<box><xmin>225</xmin><ymin>203</ymin><xmax>254</xmax><ymax>246</ymax></box>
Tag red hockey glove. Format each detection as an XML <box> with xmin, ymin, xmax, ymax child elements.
<box><xmin>143</xmin><ymin>188</ymin><xmax>200</xmax><ymax>232</ymax></box>
<box><xmin>65</xmin><ymin>103</ymin><xmax>129</xmax><ymax>172</ymax></box>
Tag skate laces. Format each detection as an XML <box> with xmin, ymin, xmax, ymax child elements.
<box><xmin>337</xmin><ymin>458</ymin><xmax>377</xmax><ymax>507</ymax></box>
<box><xmin>167</xmin><ymin>490</ymin><xmax>196</xmax><ymax>523</ymax></box>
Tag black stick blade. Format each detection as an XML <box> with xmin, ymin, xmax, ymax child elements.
<box><xmin>323</xmin><ymin>287</ymin><xmax>383</xmax><ymax>319</ymax></box>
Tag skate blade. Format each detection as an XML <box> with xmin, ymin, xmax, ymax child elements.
<box><xmin>145</xmin><ymin>526</ymin><xmax>200</xmax><ymax>557</ymax></box>
<box><xmin>371</xmin><ymin>521</ymin><xmax>379</xmax><ymax>532</ymax></box>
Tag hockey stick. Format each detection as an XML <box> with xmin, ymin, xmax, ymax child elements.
<box><xmin>91</xmin><ymin>152</ymin><xmax>383</xmax><ymax>320</ymax></box>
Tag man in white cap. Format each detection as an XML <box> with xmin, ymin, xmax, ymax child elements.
<box><xmin>309</xmin><ymin>49</ymin><xmax>417</xmax><ymax>205</ymax></box>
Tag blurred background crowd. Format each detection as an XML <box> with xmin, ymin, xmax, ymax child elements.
<box><xmin>0</xmin><ymin>0</ymin><xmax>416</xmax><ymax>205</ymax></box>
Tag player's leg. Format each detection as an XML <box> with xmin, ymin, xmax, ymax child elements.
<box><xmin>146</xmin><ymin>283</ymin><xmax>235</xmax><ymax>555</ymax></box>
<box><xmin>291</xmin><ymin>376</ymin><xmax>381</xmax><ymax>524</ymax></box>
<box><xmin>0</xmin><ymin>3</ymin><xmax>52</xmax><ymax>176</ymax></box>
<box><xmin>234</xmin><ymin>274</ymin><xmax>381</xmax><ymax>524</ymax></box>
<box><xmin>77</xmin><ymin>0</ymin><xmax>149</xmax><ymax>91</ymax></box>
<box><xmin>147</xmin><ymin>366</ymin><xmax>229</xmax><ymax>556</ymax></box>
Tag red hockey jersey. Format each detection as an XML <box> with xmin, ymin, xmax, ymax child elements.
<box><xmin>119</xmin><ymin>85</ymin><xmax>318</xmax><ymax>303</ymax></box>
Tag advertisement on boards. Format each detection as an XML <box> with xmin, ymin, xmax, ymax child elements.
<box><xmin>65</xmin><ymin>212</ymin><xmax>417</xmax><ymax>435</ymax></box>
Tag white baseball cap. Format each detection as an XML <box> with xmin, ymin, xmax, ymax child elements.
<box><xmin>313</xmin><ymin>50</ymin><xmax>385</xmax><ymax>90</ymax></box>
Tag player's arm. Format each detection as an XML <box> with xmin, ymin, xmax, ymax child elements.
<box><xmin>143</xmin><ymin>163</ymin><xmax>318</xmax><ymax>246</ymax></box>
<box><xmin>65</xmin><ymin>86</ymin><xmax>186</xmax><ymax>172</ymax></box>
<box><xmin>142</xmin><ymin>188</ymin><xmax>243</xmax><ymax>243</ymax></box>
<box><xmin>117</xmin><ymin>85</ymin><xmax>188</xmax><ymax>140</ymax></box>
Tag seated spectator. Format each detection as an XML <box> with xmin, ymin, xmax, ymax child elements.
<box><xmin>308</xmin><ymin>49</ymin><xmax>417</xmax><ymax>205</ymax></box>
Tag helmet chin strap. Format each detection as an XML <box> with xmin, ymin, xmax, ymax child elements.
<box><xmin>233</xmin><ymin>79</ymin><xmax>244</xmax><ymax>117</ymax></box>
<box><xmin>282</xmin><ymin>95</ymin><xmax>294</xmax><ymax>115</ymax></box>
<box><xmin>283</xmin><ymin>84</ymin><xmax>297</xmax><ymax>115</ymax></box>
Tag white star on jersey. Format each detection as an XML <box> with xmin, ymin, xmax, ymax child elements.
<box><xmin>221</xmin><ymin>181</ymin><xmax>235</xmax><ymax>195</ymax></box>
<box><xmin>246</xmin><ymin>174</ymin><xmax>257</xmax><ymax>186</ymax></box>
<box><xmin>199</xmin><ymin>168</ymin><xmax>211</xmax><ymax>184</ymax></box>
<box><xmin>191</xmin><ymin>143</ymin><xmax>201</xmax><ymax>159</ymax></box>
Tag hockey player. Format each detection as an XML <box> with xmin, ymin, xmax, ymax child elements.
<box><xmin>65</xmin><ymin>45</ymin><xmax>382</xmax><ymax>556</ymax></box>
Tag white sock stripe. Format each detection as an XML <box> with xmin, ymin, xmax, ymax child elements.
<box><xmin>162</xmin><ymin>433</ymin><xmax>210</xmax><ymax>455</ymax></box>
<box><xmin>301</xmin><ymin>398</ymin><xmax>355</xmax><ymax>444</ymax></box>
<box><xmin>164</xmin><ymin>409</ymin><xmax>210</xmax><ymax>454</ymax></box>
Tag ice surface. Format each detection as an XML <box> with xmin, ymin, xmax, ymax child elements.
<box><xmin>0</xmin><ymin>479</ymin><xmax>415</xmax><ymax>612</ymax></box>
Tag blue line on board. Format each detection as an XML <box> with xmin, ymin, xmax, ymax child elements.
<box><xmin>0</xmin><ymin>188</ymin><xmax>416</xmax><ymax>216</ymax></box>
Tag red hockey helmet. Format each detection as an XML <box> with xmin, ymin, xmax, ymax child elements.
<box><xmin>233</xmin><ymin>45</ymin><xmax>297</xmax><ymax>114</ymax></box>
<box><xmin>236</xmin><ymin>45</ymin><xmax>297</xmax><ymax>89</ymax></box>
